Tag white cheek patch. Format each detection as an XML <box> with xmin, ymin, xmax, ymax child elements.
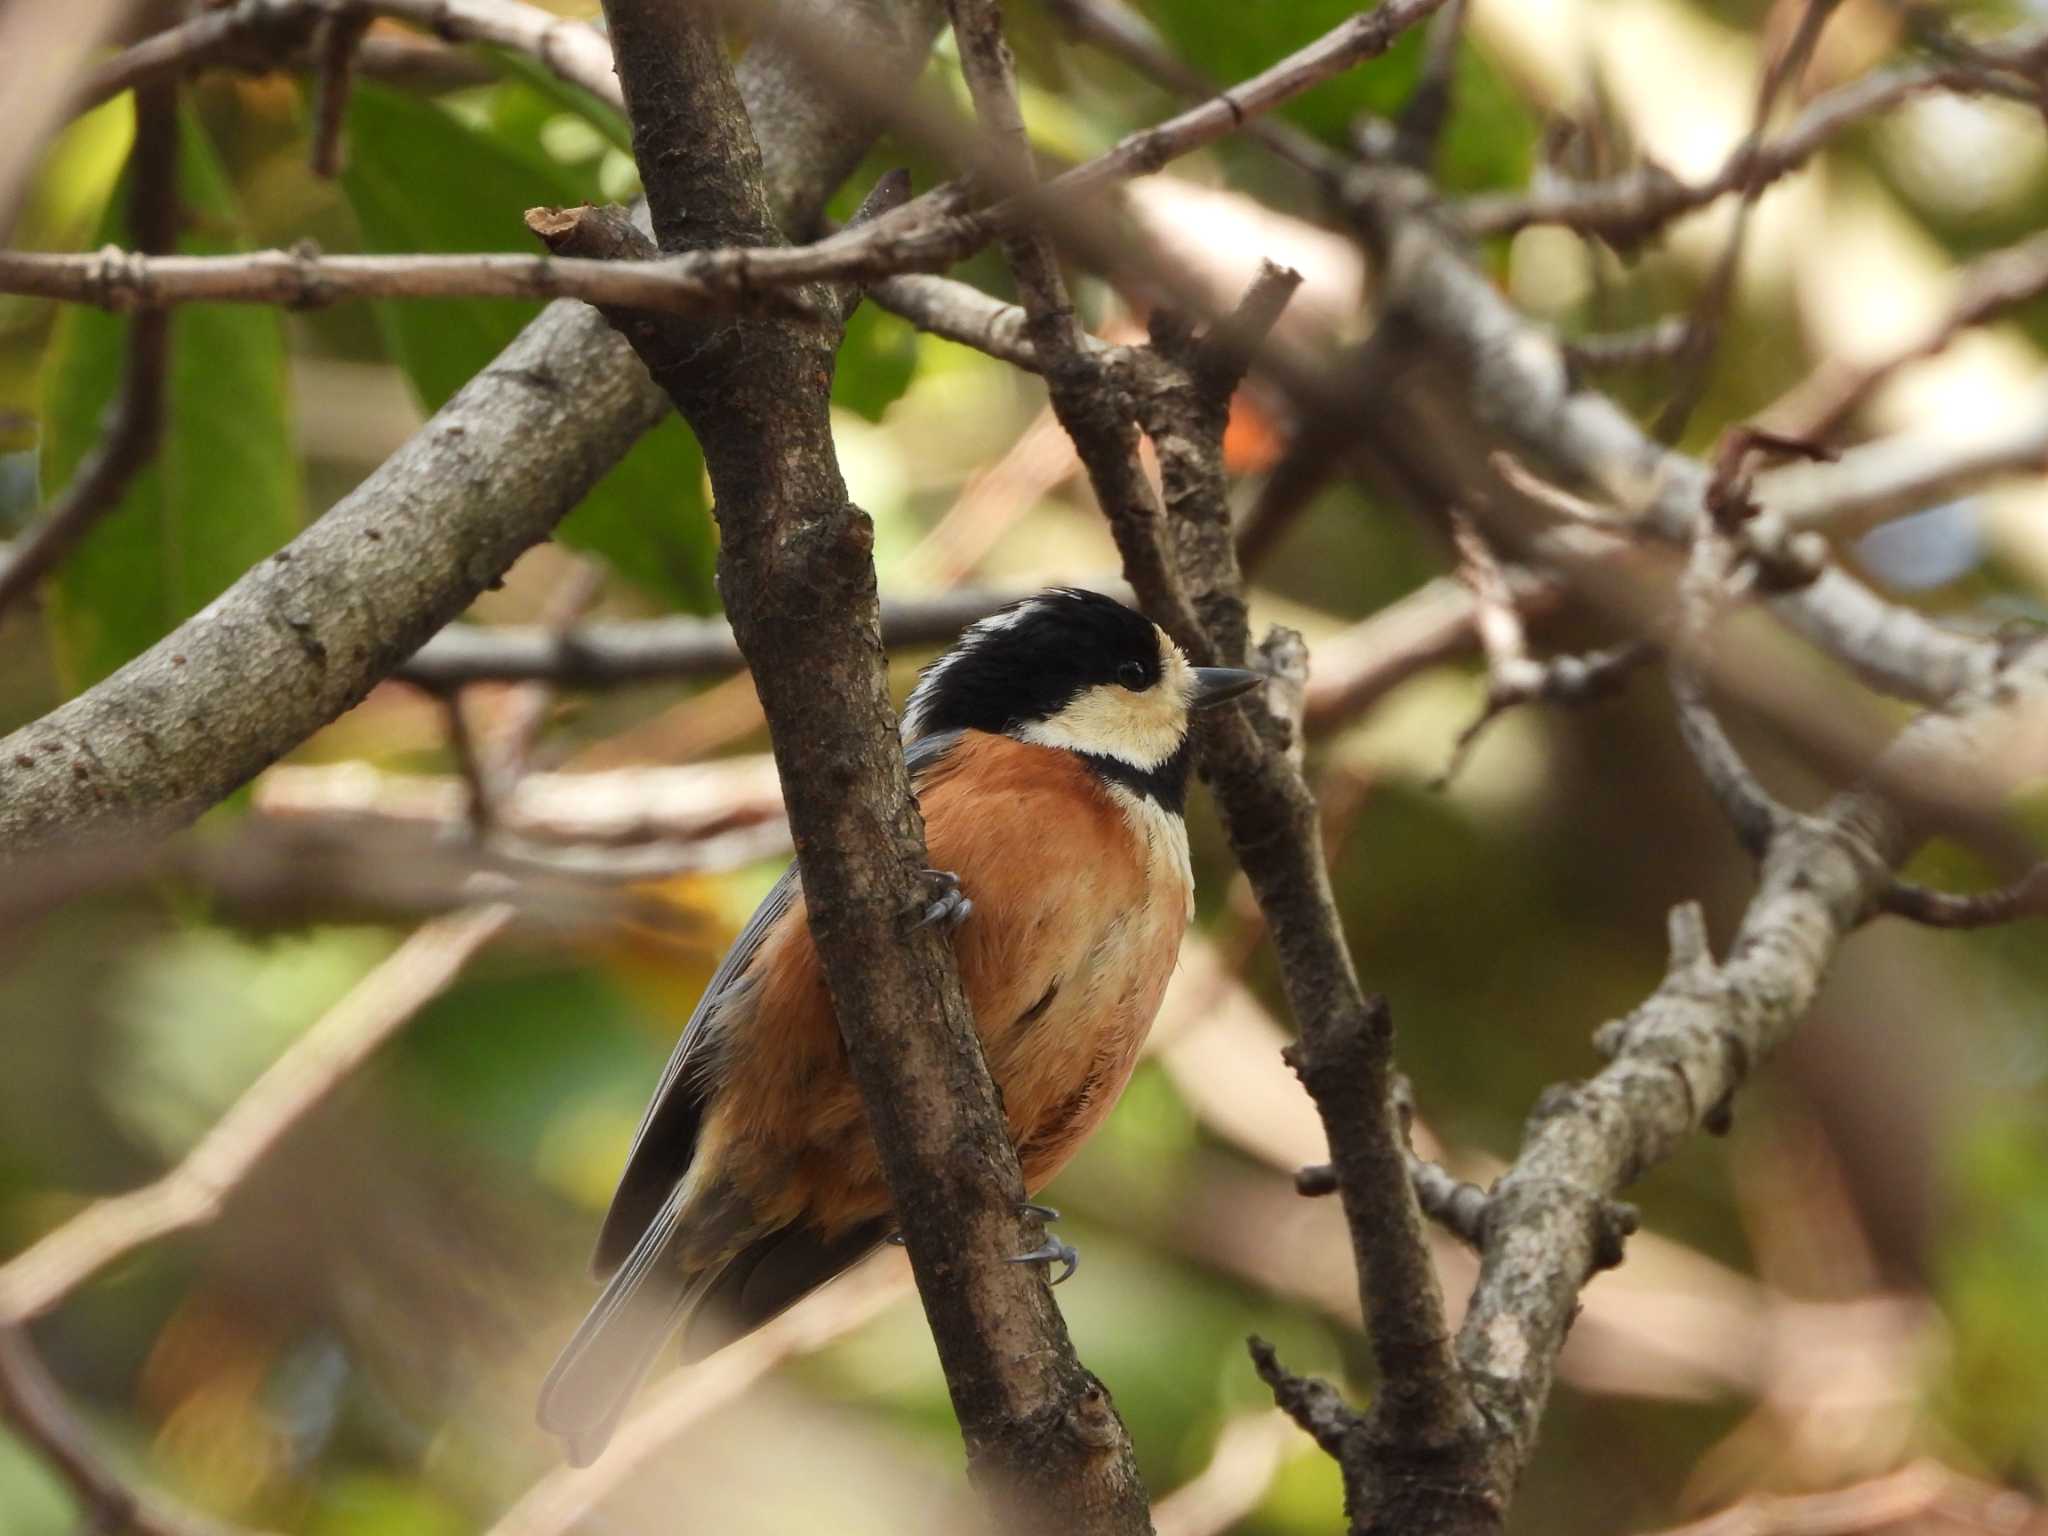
<box><xmin>1018</xmin><ymin>630</ymin><xmax>1197</xmax><ymax>771</ymax></box>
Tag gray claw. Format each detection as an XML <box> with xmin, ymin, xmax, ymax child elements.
<box><xmin>1008</xmin><ymin>1202</ymin><xmax>1078</xmax><ymax>1284</ymax></box>
<box><xmin>1007</xmin><ymin>1236</ymin><xmax>1080</xmax><ymax>1286</ymax></box>
<box><xmin>912</xmin><ymin>868</ymin><xmax>973</xmax><ymax>932</ymax></box>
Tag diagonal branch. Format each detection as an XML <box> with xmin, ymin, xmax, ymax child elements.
<box><xmin>0</xmin><ymin>908</ymin><xmax>509</xmax><ymax>1536</ymax></box>
<box><xmin>1457</xmin><ymin>632</ymin><xmax>2048</xmax><ymax>1500</ymax></box>
<box><xmin>0</xmin><ymin>0</ymin><xmax>947</xmax><ymax>861</ymax></box>
<box><xmin>1456</xmin><ymin>32</ymin><xmax>2048</xmax><ymax>243</ymax></box>
<box><xmin>0</xmin><ymin>908</ymin><xmax>511</xmax><ymax>1325</ymax></box>
<box><xmin>0</xmin><ymin>1325</ymin><xmax>274</xmax><ymax>1536</ymax></box>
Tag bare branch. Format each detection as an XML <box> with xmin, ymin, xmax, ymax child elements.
<box><xmin>1435</xmin><ymin>511</ymin><xmax>1648</xmax><ymax>787</ymax></box>
<box><xmin>1247</xmin><ymin>1337</ymin><xmax>1359</xmax><ymax>1460</ymax></box>
<box><xmin>0</xmin><ymin>1325</ymin><xmax>272</xmax><ymax>1536</ymax></box>
<box><xmin>678</xmin><ymin>0</ymin><xmax>1448</xmax><ymax>301</ymax></box>
<box><xmin>76</xmin><ymin>0</ymin><xmax>624</xmax><ymax>116</ymax></box>
<box><xmin>1671</xmin><ymin>521</ymin><xmax>1786</xmax><ymax>858</ymax></box>
<box><xmin>0</xmin><ymin>83</ymin><xmax>177</xmax><ymax>621</ymax></box>
<box><xmin>1761</xmin><ymin>394</ymin><xmax>2048</xmax><ymax>538</ymax></box>
<box><xmin>0</xmin><ymin>907</ymin><xmax>511</xmax><ymax>1326</ymax></box>
<box><xmin>1881</xmin><ymin>865</ymin><xmax>2048</xmax><ymax>929</ymax></box>
<box><xmin>1457</xmin><ymin>634</ymin><xmax>2048</xmax><ymax>1502</ymax></box>
<box><xmin>395</xmin><ymin>585</ymin><xmax>1047</xmax><ymax>687</ymax></box>
<box><xmin>1457</xmin><ymin>36</ymin><xmax>2048</xmax><ymax>243</ymax></box>
<box><xmin>1301</xmin><ymin>570</ymin><xmax>1569</xmax><ymax>736</ymax></box>
<box><xmin>0</xmin><ymin>0</ymin><xmax>946</xmax><ymax>858</ymax></box>
<box><xmin>581</xmin><ymin>0</ymin><xmax>1148</xmax><ymax>1520</ymax></box>
<box><xmin>1037</xmin><ymin>0</ymin><xmax>1344</xmax><ymax>182</ymax></box>
<box><xmin>307</xmin><ymin>5</ymin><xmax>371</xmax><ymax>178</ymax></box>
<box><xmin>1764</xmin><ymin>229</ymin><xmax>2048</xmax><ymax>439</ymax></box>
<box><xmin>0</xmin><ymin>242</ymin><xmax>824</xmax><ymax>318</ymax></box>
<box><xmin>1347</xmin><ymin>169</ymin><xmax>2002</xmax><ymax>708</ymax></box>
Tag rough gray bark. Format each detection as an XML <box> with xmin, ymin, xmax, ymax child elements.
<box><xmin>574</xmin><ymin>0</ymin><xmax>1151</xmax><ymax>1526</ymax></box>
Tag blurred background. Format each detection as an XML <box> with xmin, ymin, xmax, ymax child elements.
<box><xmin>3</xmin><ymin>0</ymin><xmax>2048</xmax><ymax>1531</ymax></box>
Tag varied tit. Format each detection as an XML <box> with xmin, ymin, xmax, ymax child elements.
<box><xmin>538</xmin><ymin>588</ymin><xmax>1260</xmax><ymax>1465</ymax></box>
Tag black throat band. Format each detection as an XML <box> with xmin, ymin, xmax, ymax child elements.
<box><xmin>1078</xmin><ymin>739</ymin><xmax>1191</xmax><ymax>815</ymax></box>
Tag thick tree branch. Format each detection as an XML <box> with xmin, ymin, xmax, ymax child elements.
<box><xmin>0</xmin><ymin>0</ymin><xmax>946</xmax><ymax>859</ymax></box>
<box><xmin>1456</xmin><ymin>632</ymin><xmax>2048</xmax><ymax>1502</ymax></box>
<box><xmin>1345</xmin><ymin>168</ymin><xmax>2002</xmax><ymax>708</ymax></box>
<box><xmin>1049</xmin><ymin>256</ymin><xmax>1491</xmax><ymax>1527</ymax></box>
<box><xmin>582</xmin><ymin>0</ymin><xmax>1147</xmax><ymax>1524</ymax></box>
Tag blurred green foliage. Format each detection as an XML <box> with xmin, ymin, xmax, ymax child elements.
<box><xmin>5</xmin><ymin>1</ymin><xmax>2048</xmax><ymax>1534</ymax></box>
<box><xmin>43</xmin><ymin>107</ymin><xmax>302</xmax><ymax>689</ymax></box>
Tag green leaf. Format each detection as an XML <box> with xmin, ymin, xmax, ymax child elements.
<box><xmin>1135</xmin><ymin>2</ymin><xmax>1532</xmax><ymax>193</ymax></box>
<box><xmin>342</xmin><ymin>84</ymin><xmax>715</xmax><ymax>611</ymax></box>
<box><xmin>835</xmin><ymin>302</ymin><xmax>919</xmax><ymax>422</ymax></box>
<box><xmin>40</xmin><ymin>108</ymin><xmax>302</xmax><ymax>692</ymax></box>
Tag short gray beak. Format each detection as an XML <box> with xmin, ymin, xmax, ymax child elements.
<box><xmin>1190</xmin><ymin>666</ymin><xmax>1262</xmax><ymax>710</ymax></box>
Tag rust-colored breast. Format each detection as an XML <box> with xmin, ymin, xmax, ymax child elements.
<box><xmin>699</xmin><ymin>732</ymin><xmax>1191</xmax><ymax>1237</ymax></box>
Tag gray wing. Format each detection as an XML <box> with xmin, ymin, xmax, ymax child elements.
<box><xmin>588</xmin><ymin>730</ymin><xmax>966</xmax><ymax>1276</ymax></box>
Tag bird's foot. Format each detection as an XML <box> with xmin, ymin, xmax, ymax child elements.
<box><xmin>885</xmin><ymin>1203</ymin><xmax>1079</xmax><ymax>1285</ymax></box>
<box><xmin>911</xmin><ymin>867</ymin><xmax>973</xmax><ymax>932</ymax></box>
<box><xmin>1008</xmin><ymin>1202</ymin><xmax>1079</xmax><ymax>1286</ymax></box>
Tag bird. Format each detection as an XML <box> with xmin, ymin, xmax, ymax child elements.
<box><xmin>536</xmin><ymin>588</ymin><xmax>1260</xmax><ymax>1465</ymax></box>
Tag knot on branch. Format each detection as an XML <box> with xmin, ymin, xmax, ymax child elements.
<box><xmin>1485</xmin><ymin>1170</ymin><xmax>1640</xmax><ymax>1274</ymax></box>
<box><xmin>1705</xmin><ymin>424</ymin><xmax>1837</xmax><ymax>591</ymax></box>
<box><xmin>1247</xmin><ymin>1336</ymin><xmax>1359</xmax><ymax>1458</ymax></box>
<box><xmin>85</xmin><ymin>245</ymin><xmax>146</xmax><ymax>312</ymax></box>
<box><xmin>1061</xmin><ymin>1379</ymin><xmax>1126</xmax><ymax>1454</ymax></box>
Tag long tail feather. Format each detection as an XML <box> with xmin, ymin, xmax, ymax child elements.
<box><xmin>537</xmin><ymin>1187</ymin><xmax>717</xmax><ymax>1467</ymax></box>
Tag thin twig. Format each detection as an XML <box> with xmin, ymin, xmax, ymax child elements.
<box><xmin>1391</xmin><ymin>0</ymin><xmax>1469</xmax><ymax>169</ymax></box>
<box><xmin>396</xmin><ymin>584</ymin><xmax>1067</xmax><ymax>687</ymax></box>
<box><xmin>0</xmin><ymin>1326</ymin><xmax>271</xmax><ymax>1536</ymax></box>
<box><xmin>75</xmin><ymin>0</ymin><xmax>623</xmax><ymax>115</ymax></box>
<box><xmin>1457</xmin><ymin>35</ymin><xmax>2048</xmax><ymax>242</ymax></box>
<box><xmin>1653</xmin><ymin>0</ymin><xmax>1841</xmax><ymax>444</ymax></box>
<box><xmin>0</xmin><ymin>243</ymin><xmax>823</xmax><ymax>318</ymax></box>
<box><xmin>1763</xmin><ymin>227</ymin><xmax>2048</xmax><ymax>439</ymax></box>
<box><xmin>1434</xmin><ymin>510</ymin><xmax>1648</xmax><ymax>788</ymax></box>
<box><xmin>0</xmin><ymin>83</ymin><xmax>178</xmax><ymax>621</ymax></box>
<box><xmin>1037</xmin><ymin>0</ymin><xmax>1345</xmax><ymax>183</ymax></box>
<box><xmin>486</xmin><ymin>1260</ymin><xmax>911</xmax><ymax>1536</ymax></box>
<box><xmin>307</xmin><ymin>5</ymin><xmax>371</xmax><ymax>176</ymax></box>
<box><xmin>1881</xmin><ymin>865</ymin><xmax>2048</xmax><ymax>928</ymax></box>
<box><xmin>1671</xmin><ymin>519</ymin><xmax>1785</xmax><ymax>857</ymax></box>
<box><xmin>0</xmin><ymin>907</ymin><xmax>511</xmax><ymax>1325</ymax></box>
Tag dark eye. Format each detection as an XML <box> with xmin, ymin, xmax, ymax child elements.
<box><xmin>1116</xmin><ymin>660</ymin><xmax>1148</xmax><ymax>692</ymax></box>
